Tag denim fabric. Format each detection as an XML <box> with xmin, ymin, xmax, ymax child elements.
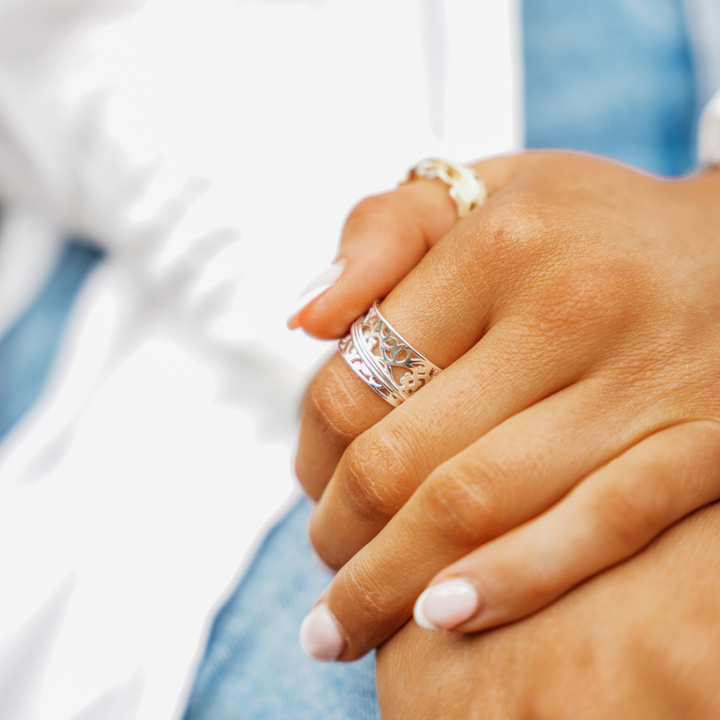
<box><xmin>184</xmin><ymin>497</ymin><xmax>380</xmax><ymax>720</ymax></box>
<box><xmin>184</xmin><ymin>3</ymin><xmax>700</xmax><ymax>718</ymax></box>
<box><xmin>523</xmin><ymin>0</ymin><xmax>698</xmax><ymax>176</ymax></box>
<box><xmin>0</xmin><ymin>240</ymin><xmax>104</xmax><ymax>443</ymax></box>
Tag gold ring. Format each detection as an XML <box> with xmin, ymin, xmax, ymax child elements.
<box><xmin>400</xmin><ymin>157</ymin><xmax>487</xmax><ymax>218</ymax></box>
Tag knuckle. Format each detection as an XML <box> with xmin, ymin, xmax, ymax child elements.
<box><xmin>294</xmin><ymin>455</ymin><xmax>322</xmax><ymax>501</ymax></box>
<box><xmin>421</xmin><ymin>461</ymin><xmax>506</xmax><ymax>547</ymax></box>
<box><xmin>341</xmin><ymin>558</ymin><xmax>389</xmax><ymax>625</ymax></box>
<box><xmin>475</xmin><ymin>200</ymin><xmax>651</xmax><ymax>345</ymax></box>
<box><xmin>482</xmin><ymin>203</ymin><xmax>545</xmax><ymax>260</ymax></box>
<box><xmin>460</xmin><ymin>202</ymin><xmax>551</xmax><ymax>292</ymax></box>
<box><xmin>304</xmin><ymin>360</ymin><xmax>369</xmax><ymax>447</ymax></box>
<box><xmin>338</xmin><ymin>556</ymin><xmax>412</xmax><ymax>651</ymax></box>
<box><xmin>594</xmin><ymin>476</ymin><xmax>664</xmax><ymax>552</ymax></box>
<box><xmin>525</xmin><ymin>561</ymin><xmax>567</xmax><ymax>608</ymax></box>
<box><xmin>605</xmin><ymin>503</ymin><xmax>647</xmax><ymax>552</ymax></box>
<box><xmin>340</xmin><ymin>431</ymin><xmax>413</xmax><ymax>523</ymax></box>
<box><xmin>345</xmin><ymin>193</ymin><xmax>394</xmax><ymax>230</ymax></box>
<box><xmin>306</xmin><ymin>520</ymin><xmax>340</xmax><ymax>571</ymax></box>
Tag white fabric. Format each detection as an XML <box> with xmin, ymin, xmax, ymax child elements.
<box><xmin>699</xmin><ymin>90</ymin><xmax>720</xmax><ymax>166</ymax></box>
<box><xmin>683</xmin><ymin>0</ymin><xmax>720</xmax><ymax>110</ymax></box>
<box><xmin>4</xmin><ymin>0</ymin><xmax>720</xmax><ymax>715</ymax></box>
<box><xmin>0</xmin><ymin>1</ymin><xmax>517</xmax><ymax>719</ymax></box>
<box><xmin>684</xmin><ymin>0</ymin><xmax>720</xmax><ymax>166</ymax></box>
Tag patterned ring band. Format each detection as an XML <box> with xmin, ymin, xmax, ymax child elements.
<box><xmin>400</xmin><ymin>157</ymin><xmax>487</xmax><ymax>218</ymax></box>
<box><xmin>339</xmin><ymin>302</ymin><xmax>442</xmax><ymax>407</ymax></box>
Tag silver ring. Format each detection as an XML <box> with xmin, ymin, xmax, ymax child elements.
<box><xmin>339</xmin><ymin>302</ymin><xmax>441</xmax><ymax>407</ymax></box>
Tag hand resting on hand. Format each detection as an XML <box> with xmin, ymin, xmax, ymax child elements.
<box><xmin>291</xmin><ymin>152</ymin><xmax>720</xmax><ymax>662</ymax></box>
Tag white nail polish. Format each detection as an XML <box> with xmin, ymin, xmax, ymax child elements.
<box><xmin>299</xmin><ymin>603</ymin><xmax>346</xmax><ymax>661</ymax></box>
<box><xmin>288</xmin><ymin>260</ymin><xmax>346</xmax><ymax>320</ymax></box>
<box><xmin>414</xmin><ymin>579</ymin><xmax>479</xmax><ymax>631</ymax></box>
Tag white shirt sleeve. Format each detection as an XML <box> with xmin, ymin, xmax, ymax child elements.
<box><xmin>699</xmin><ymin>90</ymin><xmax>720</xmax><ymax>166</ymax></box>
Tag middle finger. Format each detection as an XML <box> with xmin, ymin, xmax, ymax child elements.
<box><xmin>308</xmin><ymin>305</ymin><xmax>608</xmax><ymax>570</ymax></box>
<box><xmin>295</xmin><ymin>179</ymin><xmax>570</xmax><ymax>500</ymax></box>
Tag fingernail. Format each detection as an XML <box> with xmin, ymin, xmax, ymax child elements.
<box><xmin>287</xmin><ymin>259</ymin><xmax>346</xmax><ymax>326</ymax></box>
<box><xmin>414</xmin><ymin>579</ymin><xmax>480</xmax><ymax>630</ymax></box>
<box><xmin>299</xmin><ymin>603</ymin><xmax>346</xmax><ymax>661</ymax></box>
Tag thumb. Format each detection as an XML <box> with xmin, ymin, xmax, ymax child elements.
<box><xmin>287</xmin><ymin>179</ymin><xmax>457</xmax><ymax>339</ymax></box>
<box><xmin>287</xmin><ymin>154</ymin><xmax>523</xmax><ymax>339</ymax></box>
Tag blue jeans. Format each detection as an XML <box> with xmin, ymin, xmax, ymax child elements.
<box><xmin>523</xmin><ymin>0</ymin><xmax>697</xmax><ymax>175</ymax></box>
<box><xmin>183</xmin><ymin>1</ymin><xmax>698</xmax><ymax>716</ymax></box>
<box><xmin>0</xmin><ymin>240</ymin><xmax>103</xmax><ymax>443</ymax></box>
<box><xmin>184</xmin><ymin>499</ymin><xmax>379</xmax><ymax>720</ymax></box>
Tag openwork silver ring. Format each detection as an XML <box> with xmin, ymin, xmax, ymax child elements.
<box><xmin>339</xmin><ymin>302</ymin><xmax>442</xmax><ymax>407</ymax></box>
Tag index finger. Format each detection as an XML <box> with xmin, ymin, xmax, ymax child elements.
<box><xmin>299</xmin><ymin>381</ymin><xmax>653</xmax><ymax>661</ymax></box>
<box><xmin>295</xmin><ymin>156</ymin><xmax>524</xmax><ymax>500</ymax></box>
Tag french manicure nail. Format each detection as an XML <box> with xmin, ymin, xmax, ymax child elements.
<box><xmin>414</xmin><ymin>579</ymin><xmax>480</xmax><ymax>630</ymax></box>
<box><xmin>287</xmin><ymin>259</ymin><xmax>346</xmax><ymax>324</ymax></box>
<box><xmin>299</xmin><ymin>603</ymin><xmax>346</xmax><ymax>661</ymax></box>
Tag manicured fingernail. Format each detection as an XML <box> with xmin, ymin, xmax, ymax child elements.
<box><xmin>299</xmin><ymin>603</ymin><xmax>346</xmax><ymax>661</ymax></box>
<box><xmin>414</xmin><ymin>579</ymin><xmax>480</xmax><ymax>630</ymax></box>
<box><xmin>287</xmin><ymin>259</ymin><xmax>346</xmax><ymax>327</ymax></box>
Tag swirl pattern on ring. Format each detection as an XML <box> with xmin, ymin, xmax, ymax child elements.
<box><xmin>339</xmin><ymin>302</ymin><xmax>441</xmax><ymax>407</ymax></box>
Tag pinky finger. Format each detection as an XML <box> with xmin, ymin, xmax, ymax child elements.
<box><xmin>414</xmin><ymin>420</ymin><xmax>720</xmax><ymax>634</ymax></box>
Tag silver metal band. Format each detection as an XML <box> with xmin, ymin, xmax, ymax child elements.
<box><xmin>400</xmin><ymin>158</ymin><xmax>487</xmax><ymax>217</ymax></box>
<box><xmin>339</xmin><ymin>302</ymin><xmax>441</xmax><ymax>407</ymax></box>
<box><xmin>339</xmin><ymin>329</ymin><xmax>405</xmax><ymax>407</ymax></box>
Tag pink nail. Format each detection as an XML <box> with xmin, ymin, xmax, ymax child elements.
<box><xmin>414</xmin><ymin>579</ymin><xmax>480</xmax><ymax>630</ymax></box>
<box><xmin>299</xmin><ymin>603</ymin><xmax>346</xmax><ymax>661</ymax></box>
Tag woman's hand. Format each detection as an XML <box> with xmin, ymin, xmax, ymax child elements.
<box><xmin>376</xmin><ymin>502</ymin><xmax>720</xmax><ymax>720</ymax></box>
<box><xmin>292</xmin><ymin>151</ymin><xmax>720</xmax><ymax>661</ymax></box>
